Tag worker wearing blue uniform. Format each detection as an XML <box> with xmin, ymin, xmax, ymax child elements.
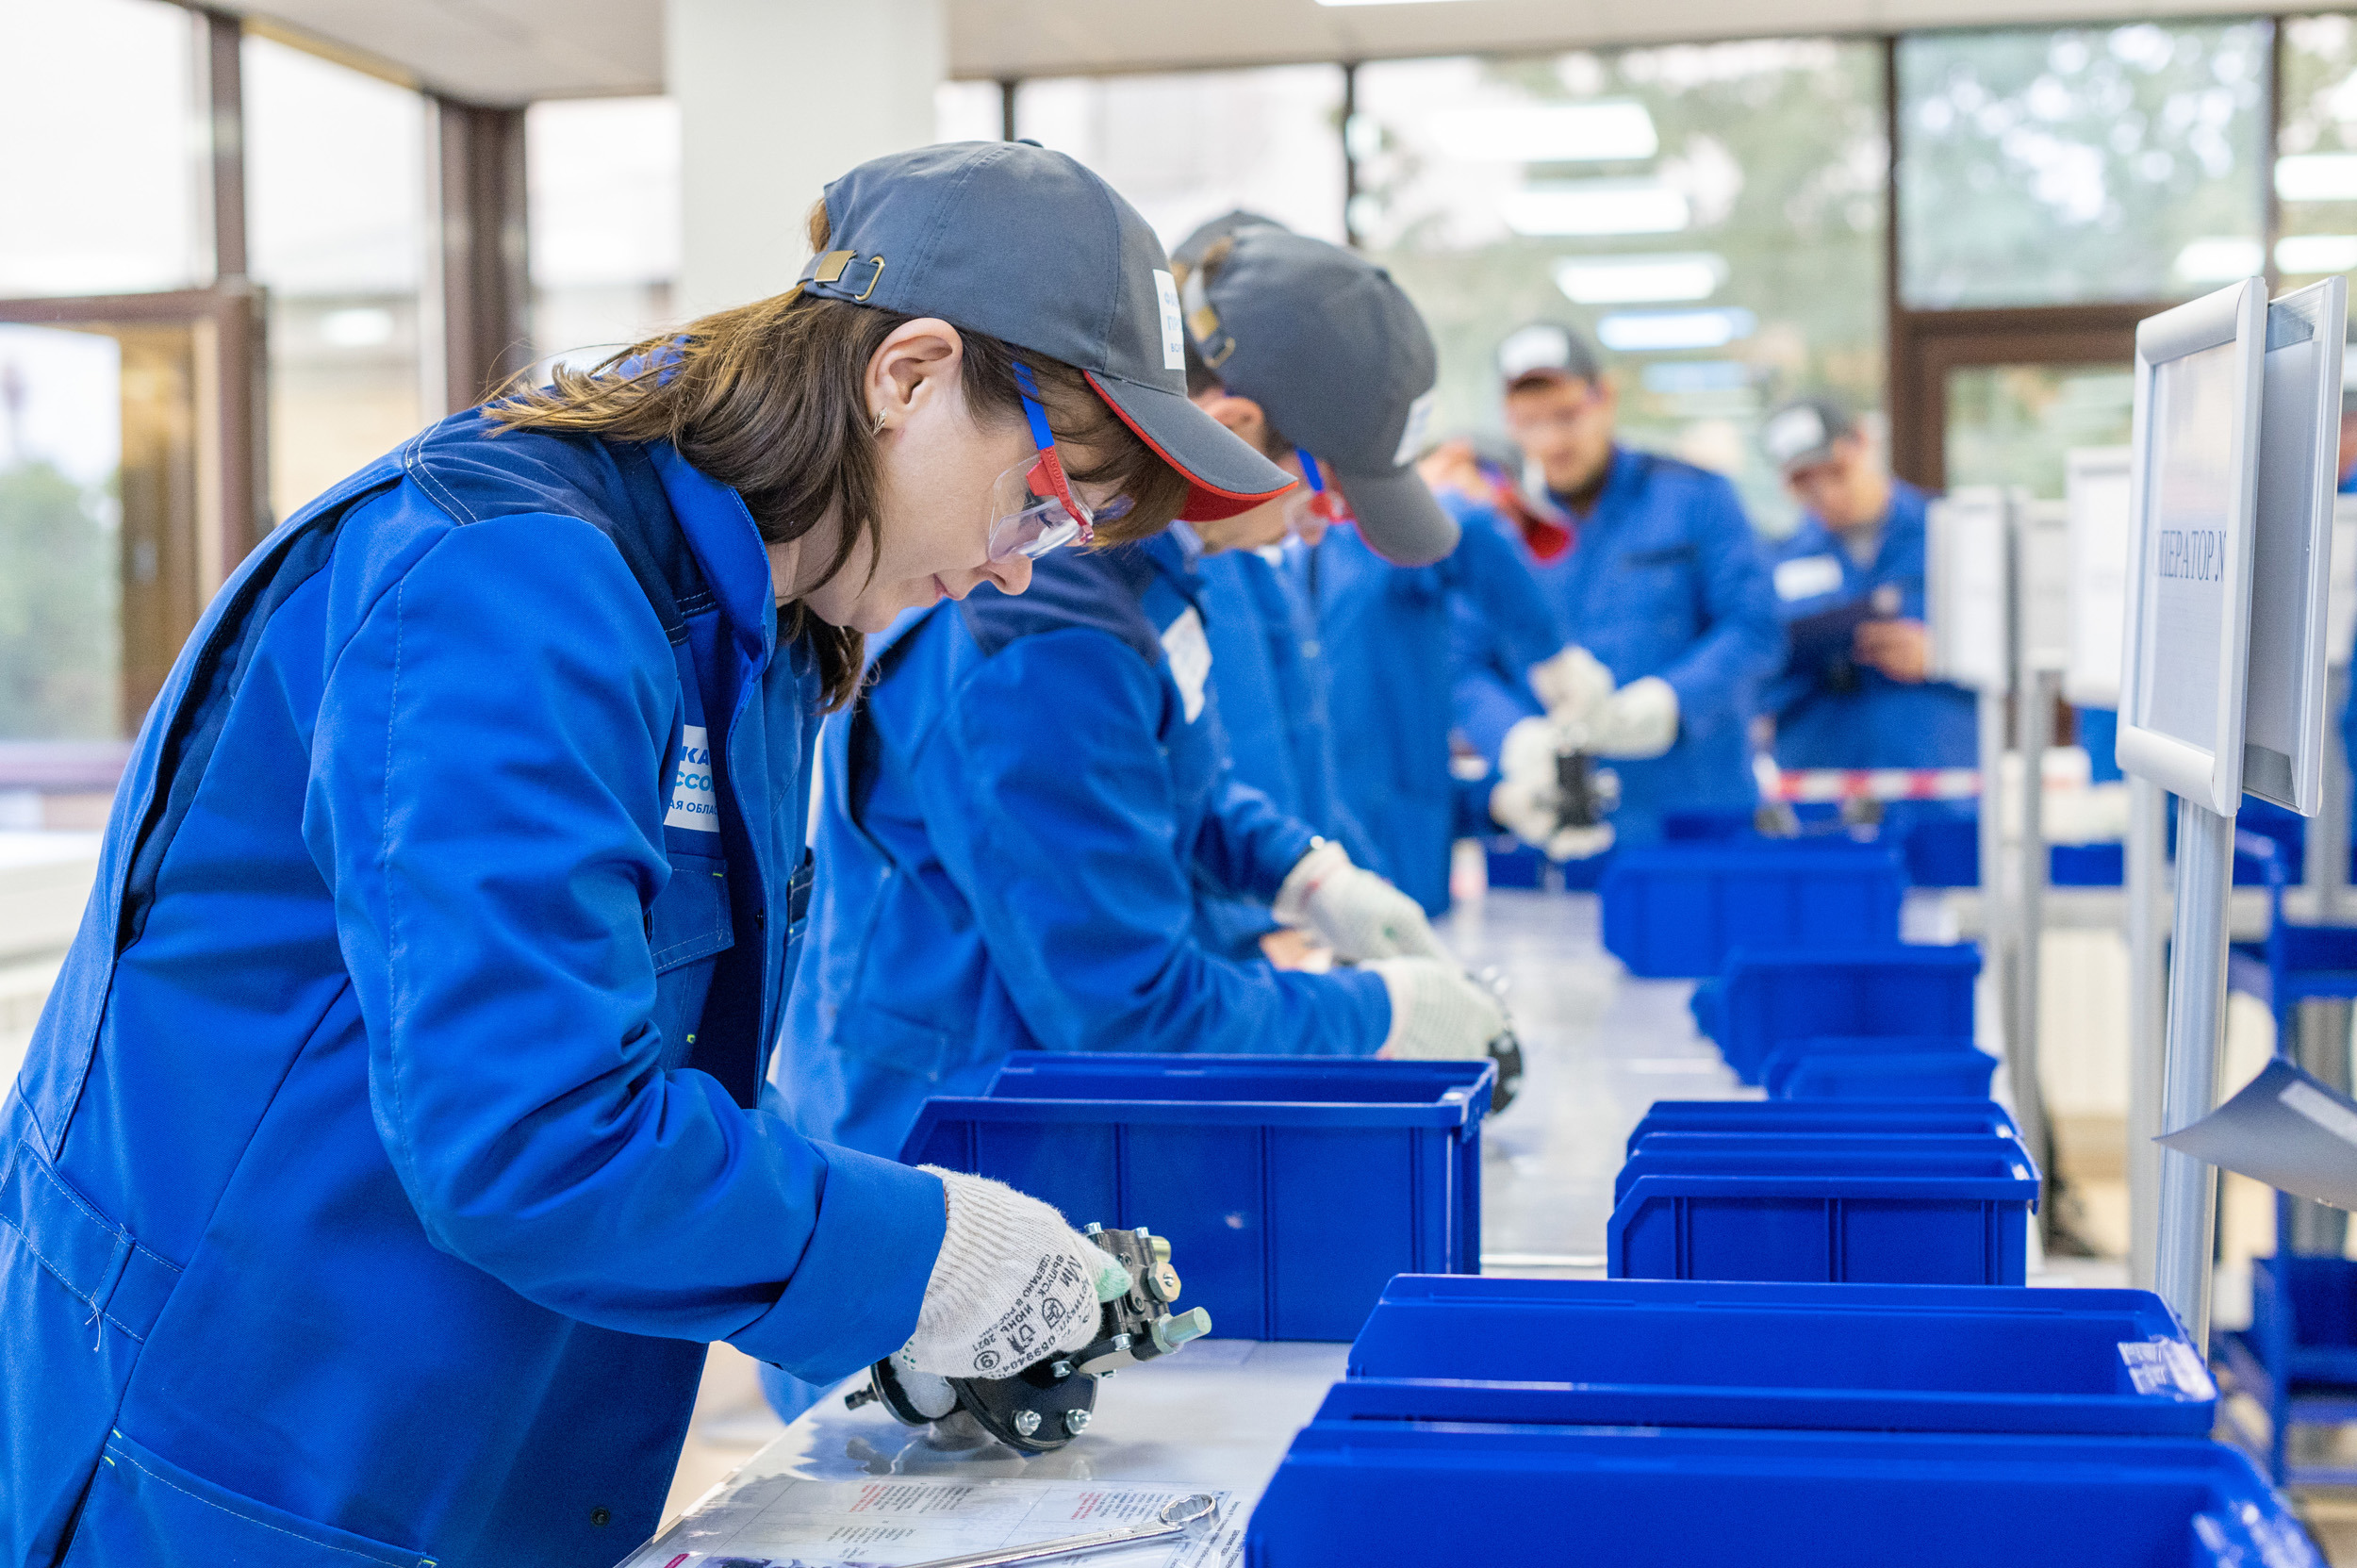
<box><xmin>2</xmin><ymin>144</ymin><xmax>1304</xmax><ymax>1568</ymax></box>
<box><xmin>1757</xmin><ymin>395</ymin><xmax>1977</xmax><ymax>769</ymax></box>
<box><xmin>1308</xmin><ymin>483</ymin><xmax>1571</xmax><ymax>910</ymax></box>
<box><xmin>1191</xmin><ymin>545</ymin><xmax>1380</xmax><ymax>953</ymax></box>
<box><xmin>779</xmin><ymin>226</ymin><xmax>1508</xmax><ymax>1167</ymax></box>
<box><xmin>1461</xmin><ymin>323</ymin><xmax>1786</xmax><ymax>850</ymax></box>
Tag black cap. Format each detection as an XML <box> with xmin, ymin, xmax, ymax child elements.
<box><xmin>1496</xmin><ymin>322</ymin><xmax>1602</xmax><ymax>389</ymax></box>
<box><xmin>1173</xmin><ymin>224</ymin><xmax>1458</xmax><ymax>566</ymax></box>
<box><xmin>1761</xmin><ymin>395</ymin><xmax>1859</xmax><ymax>473</ymax></box>
<box><xmin>795</xmin><ymin>141</ymin><xmax>1294</xmax><ymax>522</ymax></box>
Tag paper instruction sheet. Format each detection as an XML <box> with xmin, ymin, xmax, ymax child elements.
<box><xmin>2157</xmin><ymin>1056</ymin><xmax>2357</xmax><ymax>1210</ymax></box>
<box><xmin>634</xmin><ymin>1477</ymin><xmax>1237</xmax><ymax>1568</ymax></box>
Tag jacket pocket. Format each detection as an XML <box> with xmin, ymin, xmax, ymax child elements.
<box><xmin>648</xmin><ymin>850</ymin><xmax>733</xmax><ymax>974</ymax></box>
<box><xmin>64</xmin><ymin>1429</ymin><xmax>437</xmax><ymax>1568</ymax></box>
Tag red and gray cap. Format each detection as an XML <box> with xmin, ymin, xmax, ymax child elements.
<box><xmin>1172</xmin><ymin>216</ymin><xmax>1458</xmax><ymax>567</ymax></box>
<box><xmin>794</xmin><ymin>140</ymin><xmax>1294</xmax><ymax>523</ymax></box>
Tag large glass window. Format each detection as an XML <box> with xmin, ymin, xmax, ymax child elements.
<box><xmin>0</xmin><ymin>325</ymin><xmax>123</xmax><ymax>741</ymax></box>
<box><xmin>1014</xmin><ymin>67</ymin><xmax>1348</xmax><ymax>249</ymax></box>
<box><xmin>1897</xmin><ymin>24</ymin><xmax>2269</xmax><ymax>309</ymax></box>
<box><xmin>527</xmin><ymin>97</ymin><xmax>682</xmax><ymax>376</ymax></box>
<box><xmin>0</xmin><ymin>0</ymin><xmax>206</xmax><ymax>297</ymax></box>
<box><xmin>244</xmin><ymin>35</ymin><xmax>428</xmax><ymax>519</ymax></box>
<box><xmin>1355</xmin><ymin>42</ymin><xmax>1887</xmax><ymax>530</ymax></box>
<box><xmin>2278</xmin><ymin>17</ymin><xmax>2357</xmax><ymax>288</ymax></box>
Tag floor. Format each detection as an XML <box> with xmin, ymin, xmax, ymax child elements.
<box><xmin>660</xmin><ymin>884</ymin><xmax>2357</xmax><ymax>1559</ymax></box>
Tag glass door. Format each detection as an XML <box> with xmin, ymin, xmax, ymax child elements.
<box><xmin>0</xmin><ymin>287</ymin><xmax>265</xmax><ymax>824</ymax></box>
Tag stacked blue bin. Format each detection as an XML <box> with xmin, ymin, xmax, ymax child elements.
<box><xmin>1608</xmin><ymin>1128</ymin><xmax>2038</xmax><ymax>1285</ymax></box>
<box><xmin>1244</xmin><ymin>1276</ymin><xmax>2318</xmax><ymax>1566</ymax></box>
<box><xmin>900</xmin><ymin>1053</ymin><xmax>1492</xmax><ymax>1343</ymax></box>
<box><xmin>1597</xmin><ymin>840</ymin><xmax>1906</xmax><ymax>979</ymax></box>
<box><xmin>1690</xmin><ymin>944</ymin><xmax>1981</xmax><ymax>1087</ymax></box>
<box><xmin>1760</xmin><ymin>1034</ymin><xmax>2001</xmax><ymax>1099</ymax></box>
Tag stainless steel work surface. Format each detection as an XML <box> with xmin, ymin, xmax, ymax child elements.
<box><xmin>620</xmin><ymin>1341</ymin><xmax>1347</xmax><ymax>1567</ymax></box>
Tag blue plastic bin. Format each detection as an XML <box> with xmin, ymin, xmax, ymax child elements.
<box><xmin>1597</xmin><ymin>842</ymin><xmax>1905</xmax><ymax>979</ymax></box>
<box><xmin>1754</xmin><ymin>1033</ymin><xmax>1985</xmax><ymax>1096</ymax></box>
<box><xmin>1607</xmin><ymin>1132</ymin><xmax>2038</xmax><ymax>1285</ymax></box>
<box><xmin>1701</xmin><ymin>945</ymin><xmax>1980</xmax><ymax>1083</ymax></box>
<box><xmin>1245</xmin><ymin>1426</ymin><xmax>2316</xmax><ymax>1567</ymax></box>
<box><xmin>899</xmin><ymin>1054</ymin><xmax>1491</xmax><ymax>1342</ymax></box>
<box><xmin>1338</xmin><ymin>1276</ymin><xmax>2215</xmax><ymax>1435</ymax></box>
<box><xmin>1625</xmin><ymin>1098</ymin><xmax>2019</xmax><ymax>1156</ymax></box>
<box><xmin>1773</xmin><ymin>1046</ymin><xmax>2003</xmax><ymax>1099</ymax></box>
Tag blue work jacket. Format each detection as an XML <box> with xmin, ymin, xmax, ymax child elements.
<box><xmin>2</xmin><ymin>413</ymin><xmax>943</xmax><ymax>1568</ymax></box>
<box><xmin>1192</xmin><ymin>547</ymin><xmax>1376</xmax><ymax>955</ymax></box>
<box><xmin>775</xmin><ymin>531</ymin><xmax>1390</xmax><ymax>1162</ymax></box>
<box><xmin>1308</xmin><ymin>497</ymin><xmax>1565</xmax><ymax>913</ymax></box>
<box><xmin>1763</xmin><ymin>479</ymin><xmax>1978</xmax><ymax>769</ymax></box>
<box><xmin>1452</xmin><ymin>446</ymin><xmax>1785</xmax><ymax>845</ymax></box>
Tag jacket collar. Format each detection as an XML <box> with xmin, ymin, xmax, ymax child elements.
<box><xmin>649</xmin><ymin>442</ymin><xmax>776</xmax><ymax>659</ymax></box>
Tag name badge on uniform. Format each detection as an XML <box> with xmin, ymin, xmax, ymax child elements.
<box><xmin>665</xmin><ymin>723</ymin><xmax>720</xmax><ymax>832</ymax></box>
<box><xmin>1161</xmin><ymin>607</ymin><xmax>1212</xmax><ymax>723</ymax></box>
<box><xmin>1773</xmin><ymin>553</ymin><xmax>1845</xmax><ymax>603</ymax></box>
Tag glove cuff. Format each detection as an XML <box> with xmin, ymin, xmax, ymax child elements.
<box><xmin>1274</xmin><ymin>837</ymin><xmax>1349</xmax><ymax>927</ymax></box>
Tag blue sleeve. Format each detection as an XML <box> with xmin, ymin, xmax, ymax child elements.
<box><xmin>915</xmin><ymin>628</ymin><xmax>1389</xmax><ymax>1058</ymax></box>
<box><xmin>1196</xmin><ymin>769</ymin><xmax>1320</xmax><ymax>899</ymax></box>
<box><xmin>1658</xmin><ymin>478</ymin><xmax>1788</xmax><ymax>741</ymax></box>
<box><xmin>310</xmin><ymin>511</ymin><xmax>943</xmax><ymax>1381</ymax></box>
<box><xmin>1443</xmin><ymin>499</ymin><xmax>1567</xmax><ymax>675</ymax></box>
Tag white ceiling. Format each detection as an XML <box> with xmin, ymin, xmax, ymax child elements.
<box><xmin>223</xmin><ymin>0</ymin><xmax>2291</xmax><ymax>105</ymax></box>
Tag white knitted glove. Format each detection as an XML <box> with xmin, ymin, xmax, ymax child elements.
<box><xmin>1587</xmin><ymin>676</ymin><xmax>1678</xmax><ymax>760</ymax></box>
<box><xmin>1527</xmin><ymin>645</ymin><xmax>1614</xmax><ymax>729</ymax></box>
<box><xmin>1488</xmin><ymin>718</ymin><xmax>1616</xmax><ymax>862</ymax></box>
<box><xmin>1275</xmin><ymin>840</ymin><xmax>1448</xmax><ymax>962</ymax></box>
<box><xmin>903</xmin><ymin>1169</ymin><xmax>1129</xmax><ymax>1378</ymax></box>
<box><xmin>1366</xmin><ymin>957</ymin><xmax>1508</xmax><ymax>1061</ymax></box>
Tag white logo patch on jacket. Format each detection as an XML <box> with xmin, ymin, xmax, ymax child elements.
<box><xmin>665</xmin><ymin>723</ymin><xmax>720</xmax><ymax>832</ymax></box>
<box><xmin>1161</xmin><ymin>607</ymin><xmax>1212</xmax><ymax>723</ymax></box>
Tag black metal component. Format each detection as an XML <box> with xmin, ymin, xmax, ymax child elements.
<box><xmin>848</xmin><ymin>1226</ymin><xmax>1204</xmax><ymax>1456</ymax></box>
<box><xmin>1554</xmin><ymin>748</ymin><xmax>1619</xmax><ymax>832</ymax></box>
<box><xmin>1486</xmin><ymin>1031</ymin><xmax>1525</xmax><ymax>1115</ymax></box>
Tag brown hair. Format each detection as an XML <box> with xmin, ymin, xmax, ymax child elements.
<box><xmin>489</xmin><ymin>205</ymin><xmax>1190</xmax><ymax>710</ymax></box>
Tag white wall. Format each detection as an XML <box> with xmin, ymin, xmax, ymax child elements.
<box><xmin>668</xmin><ymin>0</ymin><xmax>946</xmax><ymax>321</ymax></box>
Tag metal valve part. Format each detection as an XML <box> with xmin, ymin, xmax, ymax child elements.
<box><xmin>847</xmin><ymin>1224</ymin><xmax>1211</xmax><ymax>1455</ymax></box>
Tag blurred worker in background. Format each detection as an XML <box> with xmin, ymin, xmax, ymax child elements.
<box><xmin>1758</xmin><ymin>395</ymin><xmax>1976</xmax><ymax>769</ymax></box>
<box><xmin>778</xmin><ymin>225</ymin><xmax>1505</xmax><ymax>1178</ymax></box>
<box><xmin>1451</xmin><ymin>322</ymin><xmax>1784</xmax><ymax>848</ymax></box>
<box><xmin>2338</xmin><ymin>374</ymin><xmax>2357</xmax><ymax>493</ymax></box>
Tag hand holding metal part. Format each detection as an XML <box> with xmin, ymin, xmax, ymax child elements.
<box><xmin>847</xmin><ymin>1224</ymin><xmax>1211</xmax><ymax>1454</ymax></box>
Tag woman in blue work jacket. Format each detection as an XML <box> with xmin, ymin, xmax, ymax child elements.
<box><xmin>1</xmin><ymin>144</ymin><xmax>1300</xmax><ymax>1568</ymax></box>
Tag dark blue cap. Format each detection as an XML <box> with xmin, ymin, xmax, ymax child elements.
<box><xmin>1172</xmin><ymin>220</ymin><xmax>1457</xmax><ymax>566</ymax></box>
<box><xmin>795</xmin><ymin>141</ymin><xmax>1294</xmax><ymax>522</ymax></box>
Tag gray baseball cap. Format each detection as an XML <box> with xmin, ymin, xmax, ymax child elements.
<box><xmin>1172</xmin><ymin>223</ymin><xmax>1457</xmax><ymax>566</ymax></box>
<box><xmin>794</xmin><ymin>141</ymin><xmax>1294</xmax><ymax>522</ymax></box>
<box><xmin>1496</xmin><ymin>322</ymin><xmax>1602</xmax><ymax>388</ymax></box>
<box><xmin>1761</xmin><ymin>395</ymin><xmax>1858</xmax><ymax>473</ymax></box>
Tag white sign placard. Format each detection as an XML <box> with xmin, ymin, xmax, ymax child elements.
<box><xmin>2118</xmin><ymin>279</ymin><xmax>2267</xmax><ymax>813</ymax></box>
<box><xmin>2064</xmin><ymin>447</ymin><xmax>2133</xmax><ymax>708</ymax></box>
<box><xmin>1926</xmin><ymin>487</ymin><xmax>2013</xmax><ymax>694</ymax></box>
<box><xmin>2018</xmin><ymin>499</ymin><xmax>2071</xmax><ymax>675</ymax></box>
